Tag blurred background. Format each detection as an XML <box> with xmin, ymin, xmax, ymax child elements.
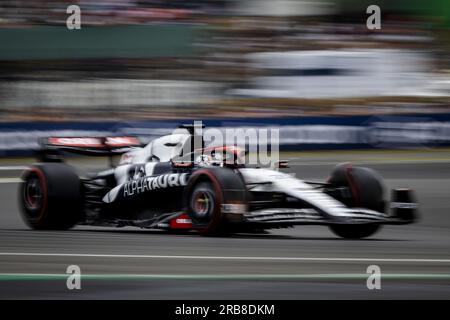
<box><xmin>0</xmin><ymin>0</ymin><xmax>449</xmax><ymax>154</ymax></box>
<box><xmin>1</xmin><ymin>1</ymin><xmax>450</xmax><ymax>300</ymax></box>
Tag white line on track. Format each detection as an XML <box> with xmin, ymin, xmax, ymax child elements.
<box><xmin>0</xmin><ymin>166</ymin><xmax>26</xmax><ymax>183</ymax></box>
<box><xmin>0</xmin><ymin>252</ymin><xmax>449</xmax><ymax>263</ymax></box>
<box><xmin>0</xmin><ymin>178</ymin><xmax>22</xmax><ymax>183</ymax></box>
<box><xmin>1</xmin><ymin>273</ymin><xmax>450</xmax><ymax>280</ymax></box>
<box><xmin>0</xmin><ymin>166</ymin><xmax>27</xmax><ymax>171</ymax></box>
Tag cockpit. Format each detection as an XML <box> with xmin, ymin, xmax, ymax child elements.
<box><xmin>119</xmin><ymin>122</ymin><xmax>246</xmax><ymax>169</ymax></box>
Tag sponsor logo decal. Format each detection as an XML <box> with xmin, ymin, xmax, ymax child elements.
<box><xmin>221</xmin><ymin>204</ymin><xmax>247</xmax><ymax>214</ymax></box>
<box><xmin>170</xmin><ymin>214</ymin><xmax>193</xmax><ymax>229</ymax></box>
<box><xmin>49</xmin><ymin>137</ymin><xmax>104</xmax><ymax>148</ymax></box>
<box><xmin>106</xmin><ymin>136</ymin><xmax>141</xmax><ymax>147</ymax></box>
<box><xmin>123</xmin><ymin>173</ymin><xmax>188</xmax><ymax>197</ymax></box>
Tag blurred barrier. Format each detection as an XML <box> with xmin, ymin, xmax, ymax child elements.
<box><xmin>0</xmin><ymin>25</ymin><xmax>199</xmax><ymax>60</ymax></box>
<box><xmin>232</xmin><ymin>50</ymin><xmax>431</xmax><ymax>99</ymax></box>
<box><xmin>1</xmin><ymin>113</ymin><xmax>450</xmax><ymax>156</ymax></box>
<box><xmin>2</xmin><ymin>80</ymin><xmax>222</xmax><ymax>108</ymax></box>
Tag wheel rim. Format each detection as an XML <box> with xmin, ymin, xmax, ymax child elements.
<box><xmin>23</xmin><ymin>175</ymin><xmax>43</xmax><ymax>212</ymax></box>
<box><xmin>192</xmin><ymin>191</ymin><xmax>213</xmax><ymax>218</ymax></box>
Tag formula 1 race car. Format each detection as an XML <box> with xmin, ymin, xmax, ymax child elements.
<box><xmin>19</xmin><ymin>124</ymin><xmax>418</xmax><ymax>239</ymax></box>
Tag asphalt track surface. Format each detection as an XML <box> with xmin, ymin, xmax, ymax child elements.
<box><xmin>0</xmin><ymin>150</ymin><xmax>449</xmax><ymax>299</ymax></box>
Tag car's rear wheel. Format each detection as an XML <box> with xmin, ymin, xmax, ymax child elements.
<box><xmin>20</xmin><ymin>163</ymin><xmax>83</xmax><ymax>230</ymax></box>
<box><xmin>327</xmin><ymin>163</ymin><xmax>385</xmax><ymax>239</ymax></box>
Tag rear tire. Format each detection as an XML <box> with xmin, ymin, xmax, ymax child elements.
<box><xmin>327</xmin><ymin>164</ymin><xmax>385</xmax><ymax>239</ymax></box>
<box><xmin>19</xmin><ymin>163</ymin><xmax>83</xmax><ymax>230</ymax></box>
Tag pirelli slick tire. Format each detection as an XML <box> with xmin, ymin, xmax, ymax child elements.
<box><xmin>186</xmin><ymin>167</ymin><xmax>247</xmax><ymax>236</ymax></box>
<box><xmin>327</xmin><ymin>163</ymin><xmax>385</xmax><ymax>239</ymax></box>
<box><xmin>19</xmin><ymin>163</ymin><xmax>83</xmax><ymax>230</ymax></box>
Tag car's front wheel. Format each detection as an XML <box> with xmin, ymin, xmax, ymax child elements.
<box><xmin>188</xmin><ymin>181</ymin><xmax>224</xmax><ymax>235</ymax></box>
<box><xmin>329</xmin><ymin>224</ymin><xmax>380</xmax><ymax>239</ymax></box>
<box><xmin>185</xmin><ymin>167</ymin><xmax>247</xmax><ymax>236</ymax></box>
<box><xmin>327</xmin><ymin>163</ymin><xmax>384</xmax><ymax>239</ymax></box>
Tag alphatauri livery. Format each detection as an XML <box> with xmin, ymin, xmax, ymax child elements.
<box><xmin>19</xmin><ymin>124</ymin><xmax>418</xmax><ymax>238</ymax></box>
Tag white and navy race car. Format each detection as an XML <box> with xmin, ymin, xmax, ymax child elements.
<box><xmin>19</xmin><ymin>124</ymin><xmax>418</xmax><ymax>238</ymax></box>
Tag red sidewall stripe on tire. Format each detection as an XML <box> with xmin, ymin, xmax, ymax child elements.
<box><xmin>24</xmin><ymin>168</ymin><xmax>48</xmax><ymax>224</ymax></box>
<box><xmin>344</xmin><ymin>164</ymin><xmax>361</xmax><ymax>207</ymax></box>
<box><xmin>188</xmin><ymin>169</ymin><xmax>224</xmax><ymax>234</ymax></box>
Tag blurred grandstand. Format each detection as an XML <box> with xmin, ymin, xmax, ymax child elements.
<box><xmin>0</xmin><ymin>0</ymin><xmax>449</xmax><ymax>121</ymax></box>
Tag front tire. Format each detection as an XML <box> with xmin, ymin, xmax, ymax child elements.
<box><xmin>185</xmin><ymin>167</ymin><xmax>247</xmax><ymax>236</ymax></box>
<box><xmin>20</xmin><ymin>163</ymin><xmax>83</xmax><ymax>230</ymax></box>
<box><xmin>329</xmin><ymin>224</ymin><xmax>380</xmax><ymax>239</ymax></box>
<box><xmin>188</xmin><ymin>181</ymin><xmax>224</xmax><ymax>235</ymax></box>
<box><xmin>327</xmin><ymin>163</ymin><xmax>385</xmax><ymax>239</ymax></box>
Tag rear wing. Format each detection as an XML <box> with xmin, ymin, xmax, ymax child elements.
<box><xmin>37</xmin><ymin>136</ymin><xmax>143</xmax><ymax>162</ymax></box>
